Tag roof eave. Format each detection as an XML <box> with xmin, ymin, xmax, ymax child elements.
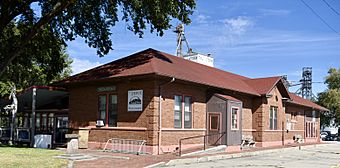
<box><xmin>154</xmin><ymin>72</ymin><xmax>261</xmax><ymax>97</ymax></box>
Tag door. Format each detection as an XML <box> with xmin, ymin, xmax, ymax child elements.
<box><xmin>207</xmin><ymin>113</ymin><xmax>222</xmax><ymax>145</ymax></box>
<box><xmin>54</xmin><ymin>116</ymin><xmax>68</xmax><ymax>144</ymax></box>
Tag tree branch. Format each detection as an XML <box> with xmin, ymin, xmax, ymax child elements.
<box><xmin>0</xmin><ymin>0</ymin><xmax>74</xmax><ymax>77</ymax></box>
<box><xmin>0</xmin><ymin>0</ymin><xmax>38</xmax><ymax>33</ymax></box>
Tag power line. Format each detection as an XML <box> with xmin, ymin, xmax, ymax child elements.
<box><xmin>321</xmin><ymin>0</ymin><xmax>340</xmax><ymax>16</ymax></box>
<box><xmin>300</xmin><ymin>0</ymin><xmax>340</xmax><ymax>36</ymax></box>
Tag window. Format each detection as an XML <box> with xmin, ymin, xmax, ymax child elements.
<box><xmin>174</xmin><ymin>95</ymin><xmax>182</xmax><ymax>128</ymax></box>
<box><xmin>42</xmin><ymin>113</ymin><xmax>47</xmax><ymax>132</ymax></box>
<box><xmin>108</xmin><ymin>95</ymin><xmax>118</xmax><ymax>127</ymax></box>
<box><xmin>174</xmin><ymin>95</ymin><xmax>192</xmax><ymax>128</ymax></box>
<box><xmin>98</xmin><ymin>94</ymin><xmax>118</xmax><ymax>127</ymax></box>
<box><xmin>48</xmin><ymin>113</ymin><xmax>54</xmax><ymax>132</ymax></box>
<box><xmin>306</xmin><ymin>122</ymin><xmax>317</xmax><ymax>138</ymax></box>
<box><xmin>184</xmin><ymin>97</ymin><xmax>192</xmax><ymax>128</ymax></box>
<box><xmin>231</xmin><ymin>107</ymin><xmax>238</xmax><ymax>129</ymax></box>
<box><xmin>57</xmin><ymin>116</ymin><xmax>68</xmax><ymax>128</ymax></box>
<box><xmin>98</xmin><ymin>95</ymin><xmax>107</xmax><ymax>123</ymax></box>
<box><xmin>312</xmin><ymin>111</ymin><xmax>316</xmax><ymax>122</ymax></box>
<box><xmin>269</xmin><ymin>106</ymin><xmax>278</xmax><ymax>130</ymax></box>
<box><xmin>36</xmin><ymin>113</ymin><xmax>40</xmax><ymax>130</ymax></box>
<box><xmin>291</xmin><ymin>112</ymin><xmax>297</xmax><ymax>121</ymax></box>
<box><xmin>210</xmin><ymin>115</ymin><xmax>219</xmax><ymax>130</ymax></box>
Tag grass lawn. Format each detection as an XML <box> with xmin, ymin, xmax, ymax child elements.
<box><xmin>0</xmin><ymin>146</ymin><xmax>68</xmax><ymax>168</ymax></box>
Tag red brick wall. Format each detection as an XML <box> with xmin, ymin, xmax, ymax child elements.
<box><xmin>158</xmin><ymin>82</ymin><xmax>207</xmax><ymax>146</ymax></box>
<box><xmin>160</xmin><ymin>82</ymin><xmax>207</xmax><ymax>129</ymax></box>
<box><xmin>68</xmin><ymin>78</ymin><xmax>158</xmax><ymax>145</ymax></box>
<box><xmin>68</xmin><ymin>78</ymin><xmax>209</xmax><ymax>148</ymax></box>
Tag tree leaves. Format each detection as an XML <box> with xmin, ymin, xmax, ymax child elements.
<box><xmin>0</xmin><ymin>0</ymin><xmax>196</xmax><ymax>76</ymax></box>
<box><xmin>0</xmin><ymin>0</ymin><xmax>195</xmax><ymax>95</ymax></box>
<box><xmin>318</xmin><ymin>68</ymin><xmax>340</xmax><ymax>126</ymax></box>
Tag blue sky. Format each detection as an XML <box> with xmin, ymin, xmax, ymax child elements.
<box><xmin>66</xmin><ymin>0</ymin><xmax>340</xmax><ymax>95</ymax></box>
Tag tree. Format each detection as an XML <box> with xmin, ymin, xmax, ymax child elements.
<box><xmin>0</xmin><ymin>22</ymin><xmax>72</xmax><ymax>97</ymax></box>
<box><xmin>318</xmin><ymin>68</ymin><xmax>340</xmax><ymax>127</ymax></box>
<box><xmin>0</xmin><ymin>0</ymin><xmax>196</xmax><ymax>77</ymax></box>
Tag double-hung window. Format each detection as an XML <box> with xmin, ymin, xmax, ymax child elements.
<box><xmin>269</xmin><ymin>106</ymin><xmax>278</xmax><ymax>130</ymax></box>
<box><xmin>184</xmin><ymin>97</ymin><xmax>192</xmax><ymax>128</ymax></box>
<box><xmin>174</xmin><ymin>95</ymin><xmax>192</xmax><ymax>128</ymax></box>
<box><xmin>231</xmin><ymin>107</ymin><xmax>238</xmax><ymax>130</ymax></box>
<box><xmin>98</xmin><ymin>94</ymin><xmax>118</xmax><ymax>127</ymax></box>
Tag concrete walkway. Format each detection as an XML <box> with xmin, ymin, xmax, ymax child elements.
<box><xmin>159</xmin><ymin>142</ymin><xmax>340</xmax><ymax>168</ymax></box>
<box><xmin>57</xmin><ymin>142</ymin><xmax>339</xmax><ymax>168</ymax></box>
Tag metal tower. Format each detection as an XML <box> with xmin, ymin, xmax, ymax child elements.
<box><xmin>174</xmin><ymin>24</ymin><xmax>190</xmax><ymax>57</ymax></box>
<box><xmin>295</xmin><ymin>67</ymin><xmax>313</xmax><ymax>100</ymax></box>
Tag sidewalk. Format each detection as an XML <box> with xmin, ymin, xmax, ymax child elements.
<box><xmin>71</xmin><ymin>142</ymin><xmax>330</xmax><ymax>168</ymax></box>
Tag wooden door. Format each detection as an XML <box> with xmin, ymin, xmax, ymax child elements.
<box><xmin>207</xmin><ymin>113</ymin><xmax>222</xmax><ymax>145</ymax></box>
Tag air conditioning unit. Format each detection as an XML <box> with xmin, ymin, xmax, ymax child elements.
<box><xmin>96</xmin><ymin>120</ymin><xmax>104</xmax><ymax>127</ymax></box>
<box><xmin>34</xmin><ymin>134</ymin><xmax>52</xmax><ymax>148</ymax></box>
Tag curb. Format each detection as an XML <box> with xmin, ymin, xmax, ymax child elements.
<box><xmin>144</xmin><ymin>162</ymin><xmax>166</xmax><ymax>168</ymax></box>
<box><xmin>159</xmin><ymin>143</ymin><xmax>331</xmax><ymax>167</ymax></box>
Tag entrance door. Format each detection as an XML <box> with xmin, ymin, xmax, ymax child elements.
<box><xmin>207</xmin><ymin>113</ymin><xmax>222</xmax><ymax>145</ymax></box>
<box><xmin>54</xmin><ymin>116</ymin><xmax>68</xmax><ymax>144</ymax></box>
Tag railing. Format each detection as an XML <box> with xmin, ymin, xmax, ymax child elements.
<box><xmin>103</xmin><ymin>138</ymin><xmax>147</xmax><ymax>155</ymax></box>
<box><xmin>178</xmin><ymin>131</ymin><xmax>226</xmax><ymax>156</ymax></box>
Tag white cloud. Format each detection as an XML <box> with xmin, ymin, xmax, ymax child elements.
<box><xmin>71</xmin><ymin>58</ymin><xmax>102</xmax><ymax>75</ymax></box>
<box><xmin>258</xmin><ymin>9</ymin><xmax>291</xmax><ymax>16</ymax></box>
<box><xmin>195</xmin><ymin>14</ymin><xmax>211</xmax><ymax>24</ymax></box>
<box><xmin>223</xmin><ymin>16</ymin><xmax>254</xmax><ymax>35</ymax></box>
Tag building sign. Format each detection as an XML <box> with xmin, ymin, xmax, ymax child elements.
<box><xmin>128</xmin><ymin>90</ymin><xmax>143</xmax><ymax>111</ymax></box>
<box><xmin>97</xmin><ymin>86</ymin><xmax>116</xmax><ymax>92</ymax></box>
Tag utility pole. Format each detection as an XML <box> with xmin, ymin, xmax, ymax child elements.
<box><xmin>30</xmin><ymin>87</ymin><xmax>36</xmax><ymax>147</ymax></box>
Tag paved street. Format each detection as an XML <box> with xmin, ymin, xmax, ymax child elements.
<box><xmin>166</xmin><ymin>142</ymin><xmax>340</xmax><ymax>168</ymax></box>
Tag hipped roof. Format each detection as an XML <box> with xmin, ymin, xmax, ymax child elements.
<box><xmin>57</xmin><ymin>48</ymin><xmax>327</xmax><ymax>111</ymax></box>
<box><xmin>288</xmin><ymin>93</ymin><xmax>329</xmax><ymax>111</ymax></box>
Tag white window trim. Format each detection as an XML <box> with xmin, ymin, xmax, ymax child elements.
<box><xmin>231</xmin><ymin>106</ymin><xmax>239</xmax><ymax>130</ymax></box>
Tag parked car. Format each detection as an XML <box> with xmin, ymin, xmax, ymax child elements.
<box><xmin>320</xmin><ymin>132</ymin><xmax>328</xmax><ymax>140</ymax></box>
<box><xmin>325</xmin><ymin>133</ymin><xmax>337</xmax><ymax>141</ymax></box>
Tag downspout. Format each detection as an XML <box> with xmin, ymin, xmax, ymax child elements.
<box><xmin>158</xmin><ymin>77</ymin><xmax>175</xmax><ymax>155</ymax></box>
<box><xmin>303</xmin><ymin>110</ymin><xmax>306</xmax><ymax>142</ymax></box>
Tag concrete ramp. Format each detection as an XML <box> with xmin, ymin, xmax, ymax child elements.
<box><xmin>181</xmin><ymin>145</ymin><xmax>227</xmax><ymax>157</ymax></box>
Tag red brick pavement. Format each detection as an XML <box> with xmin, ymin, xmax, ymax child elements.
<box><xmin>73</xmin><ymin>142</ymin><xmax>323</xmax><ymax>168</ymax></box>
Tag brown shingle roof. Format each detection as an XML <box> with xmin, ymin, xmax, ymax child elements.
<box><xmin>59</xmin><ymin>48</ymin><xmax>260</xmax><ymax>96</ymax></box>
<box><xmin>215</xmin><ymin>93</ymin><xmax>241</xmax><ymax>102</ymax></box>
<box><xmin>244</xmin><ymin>77</ymin><xmax>282</xmax><ymax>95</ymax></box>
<box><xmin>58</xmin><ymin>48</ymin><xmax>327</xmax><ymax>111</ymax></box>
<box><xmin>244</xmin><ymin>77</ymin><xmax>291</xmax><ymax>98</ymax></box>
<box><xmin>288</xmin><ymin>93</ymin><xmax>328</xmax><ymax>111</ymax></box>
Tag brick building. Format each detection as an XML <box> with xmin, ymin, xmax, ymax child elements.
<box><xmin>56</xmin><ymin>48</ymin><xmax>327</xmax><ymax>154</ymax></box>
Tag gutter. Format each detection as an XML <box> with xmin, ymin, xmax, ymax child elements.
<box><xmin>158</xmin><ymin>77</ymin><xmax>176</xmax><ymax>155</ymax></box>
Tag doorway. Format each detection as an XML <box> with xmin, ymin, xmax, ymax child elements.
<box><xmin>207</xmin><ymin>112</ymin><xmax>222</xmax><ymax>145</ymax></box>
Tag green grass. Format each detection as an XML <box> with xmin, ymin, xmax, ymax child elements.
<box><xmin>0</xmin><ymin>146</ymin><xmax>68</xmax><ymax>168</ymax></box>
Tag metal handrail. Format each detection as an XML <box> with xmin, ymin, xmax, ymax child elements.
<box><xmin>178</xmin><ymin>131</ymin><xmax>226</xmax><ymax>156</ymax></box>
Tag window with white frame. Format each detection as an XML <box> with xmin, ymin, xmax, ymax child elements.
<box><xmin>174</xmin><ymin>95</ymin><xmax>192</xmax><ymax>128</ymax></box>
<box><xmin>184</xmin><ymin>96</ymin><xmax>192</xmax><ymax>128</ymax></box>
<box><xmin>269</xmin><ymin>106</ymin><xmax>278</xmax><ymax>130</ymax></box>
<box><xmin>231</xmin><ymin>107</ymin><xmax>238</xmax><ymax>129</ymax></box>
